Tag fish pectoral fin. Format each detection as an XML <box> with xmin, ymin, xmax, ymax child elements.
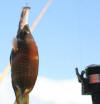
<box><xmin>12</xmin><ymin>37</ymin><xmax>18</xmax><ymax>52</ymax></box>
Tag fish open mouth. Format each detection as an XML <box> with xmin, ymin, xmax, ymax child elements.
<box><xmin>18</xmin><ymin>7</ymin><xmax>30</xmax><ymax>31</ymax></box>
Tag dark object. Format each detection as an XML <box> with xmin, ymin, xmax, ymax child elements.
<box><xmin>75</xmin><ymin>65</ymin><xmax>100</xmax><ymax>104</ymax></box>
<box><xmin>10</xmin><ymin>7</ymin><xmax>39</xmax><ymax>104</ymax></box>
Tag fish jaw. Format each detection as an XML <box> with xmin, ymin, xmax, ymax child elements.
<box><xmin>18</xmin><ymin>7</ymin><xmax>30</xmax><ymax>31</ymax></box>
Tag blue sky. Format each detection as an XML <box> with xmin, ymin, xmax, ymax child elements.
<box><xmin>1</xmin><ymin>0</ymin><xmax>100</xmax><ymax>80</ymax></box>
<box><xmin>1</xmin><ymin>0</ymin><xmax>100</xmax><ymax>104</ymax></box>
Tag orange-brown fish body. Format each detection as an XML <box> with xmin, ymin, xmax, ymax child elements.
<box><xmin>10</xmin><ymin>25</ymin><xmax>39</xmax><ymax>95</ymax></box>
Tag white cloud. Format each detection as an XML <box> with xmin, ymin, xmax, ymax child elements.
<box><xmin>0</xmin><ymin>74</ymin><xmax>92</xmax><ymax>104</ymax></box>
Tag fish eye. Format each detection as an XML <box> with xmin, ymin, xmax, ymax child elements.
<box><xmin>24</xmin><ymin>30</ymin><xmax>30</xmax><ymax>35</ymax></box>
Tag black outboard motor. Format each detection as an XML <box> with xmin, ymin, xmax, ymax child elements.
<box><xmin>76</xmin><ymin>65</ymin><xmax>100</xmax><ymax>104</ymax></box>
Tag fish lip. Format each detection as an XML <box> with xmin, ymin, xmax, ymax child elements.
<box><xmin>18</xmin><ymin>6</ymin><xmax>30</xmax><ymax>31</ymax></box>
